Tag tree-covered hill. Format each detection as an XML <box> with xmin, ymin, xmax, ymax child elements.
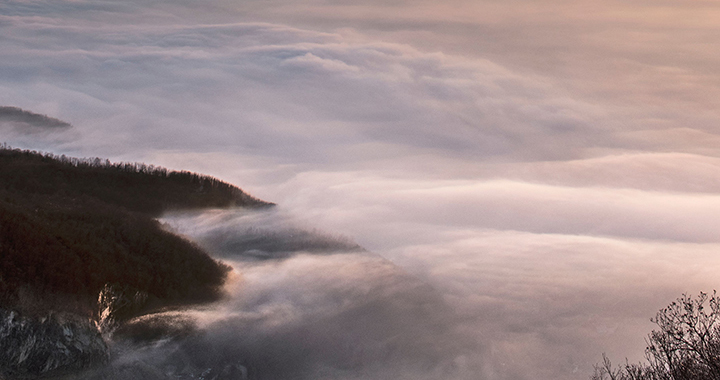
<box><xmin>0</xmin><ymin>146</ymin><xmax>272</xmax><ymax>216</ymax></box>
<box><xmin>0</xmin><ymin>147</ymin><xmax>272</xmax><ymax>320</ymax></box>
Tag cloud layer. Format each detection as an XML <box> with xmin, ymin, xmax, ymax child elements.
<box><xmin>3</xmin><ymin>1</ymin><xmax>720</xmax><ymax>379</ymax></box>
<box><xmin>0</xmin><ymin>5</ymin><xmax>622</xmax><ymax>164</ymax></box>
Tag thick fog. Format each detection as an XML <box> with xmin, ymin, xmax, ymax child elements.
<box><xmin>134</xmin><ymin>209</ymin><xmax>480</xmax><ymax>380</ymax></box>
<box><xmin>3</xmin><ymin>0</ymin><xmax>720</xmax><ymax>379</ymax></box>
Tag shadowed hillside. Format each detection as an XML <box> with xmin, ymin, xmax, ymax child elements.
<box><xmin>0</xmin><ymin>145</ymin><xmax>272</xmax><ymax>216</ymax></box>
<box><xmin>0</xmin><ymin>146</ymin><xmax>272</xmax><ymax>319</ymax></box>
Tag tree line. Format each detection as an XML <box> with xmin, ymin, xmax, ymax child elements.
<box><xmin>0</xmin><ymin>145</ymin><xmax>272</xmax><ymax>215</ymax></box>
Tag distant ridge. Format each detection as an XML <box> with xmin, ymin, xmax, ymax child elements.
<box><xmin>0</xmin><ymin>106</ymin><xmax>72</xmax><ymax>130</ymax></box>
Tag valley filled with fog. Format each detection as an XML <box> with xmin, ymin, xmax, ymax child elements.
<box><xmin>3</xmin><ymin>0</ymin><xmax>720</xmax><ymax>379</ymax></box>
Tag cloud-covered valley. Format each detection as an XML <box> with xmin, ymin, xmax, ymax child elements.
<box><xmin>0</xmin><ymin>6</ymin><xmax>619</xmax><ymax>165</ymax></box>
<box><xmin>3</xmin><ymin>1</ymin><xmax>720</xmax><ymax>379</ymax></box>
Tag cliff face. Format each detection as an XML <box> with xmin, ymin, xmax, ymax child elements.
<box><xmin>0</xmin><ymin>285</ymin><xmax>248</xmax><ymax>380</ymax></box>
<box><xmin>0</xmin><ymin>309</ymin><xmax>108</xmax><ymax>379</ymax></box>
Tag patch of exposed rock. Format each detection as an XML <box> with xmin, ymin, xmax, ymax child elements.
<box><xmin>0</xmin><ymin>308</ymin><xmax>108</xmax><ymax>379</ymax></box>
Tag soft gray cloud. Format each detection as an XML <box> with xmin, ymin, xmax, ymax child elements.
<box><xmin>100</xmin><ymin>210</ymin><xmax>481</xmax><ymax>380</ymax></box>
<box><xmin>3</xmin><ymin>1</ymin><xmax>718</xmax><ymax>165</ymax></box>
<box><xmin>0</xmin><ymin>8</ymin><xmax>614</xmax><ymax>164</ymax></box>
<box><xmin>386</xmin><ymin>231</ymin><xmax>720</xmax><ymax>380</ymax></box>
<box><xmin>158</xmin><ymin>208</ymin><xmax>720</xmax><ymax>380</ymax></box>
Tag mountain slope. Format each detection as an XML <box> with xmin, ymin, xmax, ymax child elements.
<box><xmin>0</xmin><ymin>147</ymin><xmax>271</xmax><ymax>319</ymax></box>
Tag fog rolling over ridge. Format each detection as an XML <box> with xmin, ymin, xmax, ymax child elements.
<box><xmin>4</xmin><ymin>0</ymin><xmax>720</xmax><ymax>378</ymax></box>
<box><xmin>102</xmin><ymin>209</ymin><xmax>481</xmax><ymax>380</ymax></box>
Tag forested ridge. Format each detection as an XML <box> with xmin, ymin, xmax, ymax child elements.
<box><xmin>0</xmin><ymin>146</ymin><xmax>271</xmax><ymax>319</ymax></box>
<box><xmin>0</xmin><ymin>145</ymin><xmax>272</xmax><ymax>215</ymax></box>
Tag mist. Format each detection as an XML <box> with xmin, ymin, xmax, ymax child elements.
<box><xmin>3</xmin><ymin>0</ymin><xmax>720</xmax><ymax>379</ymax></box>
<box><xmin>92</xmin><ymin>203</ymin><xmax>720</xmax><ymax>380</ymax></box>
<box><xmin>102</xmin><ymin>209</ymin><xmax>481</xmax><ymax>380</ymax></box>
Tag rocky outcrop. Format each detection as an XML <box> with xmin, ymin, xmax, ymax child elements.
<box><xmin>97</xmin><ymin>284</ymin><xmax>150</xmax><ymax>333</ymax></box>
<box><xmin>0</xmin><ymin>306</ymin><xmax>248</xmax><ymax>380</ymax></box>
<box><xmin>0</xmin><ymin>308</ymin><xmax>108</xmax><ymax>379</ymax></box>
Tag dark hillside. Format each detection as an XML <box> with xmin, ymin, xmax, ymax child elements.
<box><xmin>0</xmin><ymin>147</ymin><xmax>270</xmax><ymax>319</ymax></box>
<box><xmin>0</xmin><ymin>147</ymin><xmax>272</xmax><ymax>216</ymax></box>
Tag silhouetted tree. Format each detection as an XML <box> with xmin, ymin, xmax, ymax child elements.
<box><xmin>592</xmin><ymin>292</ymin><xmax>720</xmax><ymax>380</ymax></box>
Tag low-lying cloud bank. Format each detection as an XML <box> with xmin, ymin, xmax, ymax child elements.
<box><xmin>152</xmin><ymin>208</ymin><xmax>720</xmax><ymax>380</ymax></box>
<box><xmin>95</xmin><ymin>210</ymin><xmax>482</xmax><ymax>380</ymax></box>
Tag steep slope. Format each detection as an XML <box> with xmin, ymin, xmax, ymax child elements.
<box><xmin>0</xmin><ymin>147</ymin><xmax>271</xmax><ymax>318</ymax></box>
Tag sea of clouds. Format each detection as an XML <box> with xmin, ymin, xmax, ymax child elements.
<box><xmin>3</xmin><ymin>0</ymin><xmax>720</xmax><ymax>379</ymax></box>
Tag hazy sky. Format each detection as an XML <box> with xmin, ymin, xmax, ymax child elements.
<box><xmin>3</xmin><ymin>1</ymin><xmax>720</xmax><ymax>379</ymax></box>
